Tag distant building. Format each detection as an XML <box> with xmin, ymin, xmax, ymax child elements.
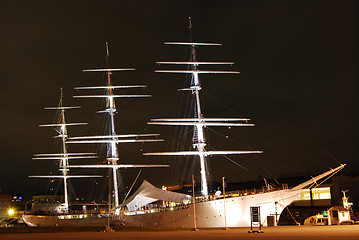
<box><xmin>291</xmin><ymin>184</ymin><xmax>332</xmax><ymax>207</ymax></box>
<box><xmin>328</xmin><ymin>206</ymin><xmax>351</xmax><ymax>225</ymax></box>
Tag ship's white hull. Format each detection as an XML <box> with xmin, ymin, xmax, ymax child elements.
<box><xmin>121</xmin><ymin>189</ymin><xmax>301</xmax><ymax>228</ymax></box>
<box><xmin>22</xmin><ymin>214</ymin><xmax>113</xmax><ymax>227</ymax></box>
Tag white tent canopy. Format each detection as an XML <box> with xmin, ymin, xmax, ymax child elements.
<box><xmin>122</xmin><ymin>180</ymin><xmax>191</xmax><ymax>211</ymax></box>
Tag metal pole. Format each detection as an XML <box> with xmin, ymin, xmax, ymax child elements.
<box><xmin>108</xmin><ymin>168</ymin><xmax>111</xmax><ymax>226</ymax></box>
<box><xmin>223</xmin><ymin>177</ymin><xmax>228</xmax><ymax>230</ymax></box>
<box><xmin>192</xmin><ymin>174</ymin><xmax>197</xmax><ymax>230</ymax></box>
<box><xmin>107</xmin><ymin>201</ymin><xmax>110</xmax><ymax>227</ymax></box>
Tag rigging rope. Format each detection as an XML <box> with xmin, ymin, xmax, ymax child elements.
<box><xmin>202</xmin><ymin>89</ymin><xmax>244</xmax><ymax>117</ymax></box>
<box><xmin>206</xmin><ymin>145</ymin><xmax>252</xmax><ymax>173</ymax></box>
<box><xmin>278</xmin><ymin>191</ymin><xmax>301</xmax><ymax>226</ymax></box>
<box><xmin>206</xmin><ymin>127</ymin><xmax>266</xmax><ymax>177</ymax></box>
<box><xmin>120</xmin><ymin>170</ymin><xmax>142</xmax><ymax>208</ymax></box>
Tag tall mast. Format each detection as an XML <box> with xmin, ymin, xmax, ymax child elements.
<box><xmin>146</xmin><ymin>18</ymin><xmax>262</xmax><ymax>198</ymax></box>
<box><xmin>105</xmin><ymin>43</ymin><xmax>120</xmax><ymax>209</ymax></box>
<box><xmin>59</xmin><ymin>88</ymin><xmax>70</xmax><ymax>212</ymax></box>
<box><xmin>67</xmin><ymin>43</ymin><xmax>168</xmax><ymax>213</ymax></box>
<box><xmin>30</xmin><ymin>89</ymin><xmax>101</xmax><ymax>213</ymax></box>
<box><xmin>189</xmin><ymin>17</ymin><xmax>208</xmax><ymax>196</ymax></box>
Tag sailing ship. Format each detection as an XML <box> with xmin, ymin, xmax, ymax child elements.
<box><xmin>23</xmin><ymin>20</ymin><xmax>345</xmax><ymax>228</ymax></box>
<box><xmin>119</xmin><ymin>18</ymin><xmax>345</xmax><ymax>228</ymax></box>
<box><xmin>23</xmin><ymin>44</ymin><xmax>168</xmax><ymax>227</ymax></box>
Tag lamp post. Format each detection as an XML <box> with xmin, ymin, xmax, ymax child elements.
<box><xmin>192</xmin><ymin>174</ymin><xmax>198</xmax><ymax>231</ymax></box>
<box><xmin>102</xmin><ymin>201</ymin><xmax>110</xmax><ymax>227</ymax></box>
<box><xmin>223</xmin><ymin>177</ymin><xmax>228</xmax><ymax>230</ymax></box>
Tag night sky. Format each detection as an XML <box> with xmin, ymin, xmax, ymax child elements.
<box><xmin>1</xmin><ymin>1</ymin><xmax>357</xmax><ymax>200</ymax></box>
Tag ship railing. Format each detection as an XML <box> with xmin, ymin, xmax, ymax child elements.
<box><xmin>204</xmin><ymin>184</ymin><xmax>289</xmax><ymax>201</ymax></box>
<box><xmin>25</xmin><ymin>200</ymin><xmax>109</xmax><ymax>216</ymax></box>
<box><xmin>123</xmin><ymin>203</ymin><xmax>191</xmax><ymax>216</ymax></box>
<box><xmin>27</xmin><ymin>208</ymin><xmax>108</xmax><ymax>216</ymax></box>
<box><xmin>27</xmin><ymin>210</ymin><xmax>104</xmax><ymax>216</ymax></box>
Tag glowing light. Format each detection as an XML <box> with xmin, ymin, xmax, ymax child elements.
<box><xmin>8</xmin><ymin>209</ymin><xmax>15</xmax><ymax>216</ymax></box>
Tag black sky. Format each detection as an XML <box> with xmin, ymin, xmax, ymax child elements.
<box><xmin>0</xmin><ymin>0</ymin><xmax>357</xmax><ymax>199</ymax></box>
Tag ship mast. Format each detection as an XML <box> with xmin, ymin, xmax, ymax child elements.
<box><xmin>104</xmin><ymin>42</ymin><xmax>121</xmax><ymax>209</ymax></box>
<box><xmin>30</xmin><ymin>89</ymin><xmax>101</xmax><ymax>213</ymax></box>
<box><xmin>146</xmin><ymin>18</ymin><xmax>262</xmax><ymax>197</ymax></box>
<box><xmin>67</xmin><ymin>43</ymin><xmax>168</xmax><ymax>213</ymax></box>
<box><xmin>59</xmin><ymin>88</ymin><xmax>70</xmax><ymax>211</ymax></box>
<box><xmin>189</xmin><ymin>18</ymin><xmax>208</xmax><ymax>196</ymax></box>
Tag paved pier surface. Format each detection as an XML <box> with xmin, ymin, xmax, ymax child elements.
<box><xmin>1</xmin><ymin>225</ymin><xmax>358</xmax><ymax>240</ymax></box>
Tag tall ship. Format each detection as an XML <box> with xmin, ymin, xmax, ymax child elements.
<box><xmin>23</xmin><ymin>21</ymin><xmax>345</xmax><ymax>228</ymax></box>
<box><xmin>23</xmin><ymin>44</ymin><xmax>167</xmax><ymax>227</ymax></box>
<box><xmin>119</xmin><ymin>18</ymin><xmax>345</xmax><ymax>228</ymax></box>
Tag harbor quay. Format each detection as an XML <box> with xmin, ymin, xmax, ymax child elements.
<box><xmin>1</xmin><ymin>225</ymin><xmax>359</xmax><ymax>240</ymax></box>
